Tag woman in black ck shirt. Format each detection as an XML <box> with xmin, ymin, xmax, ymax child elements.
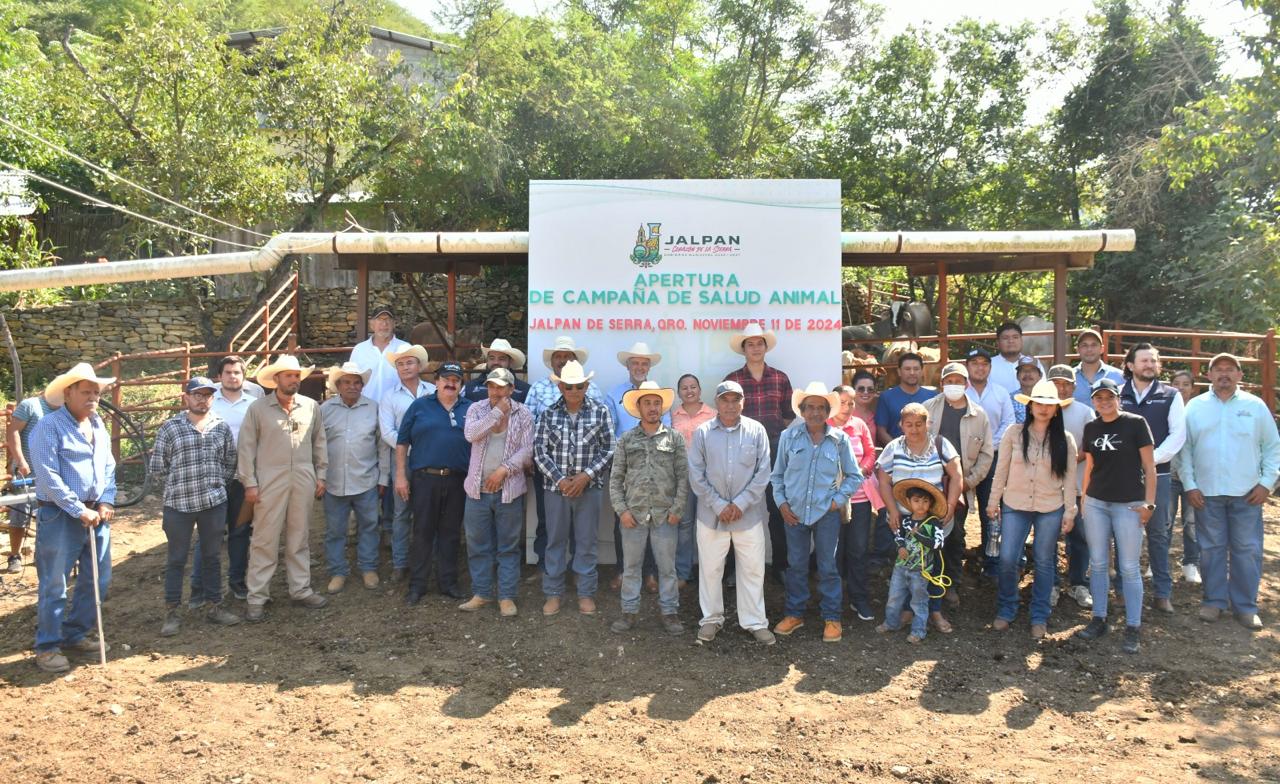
<box><xmin>1075</xmin><ymin>378</ymin><xmax>1157</xmax><ymax>654</ymax></box>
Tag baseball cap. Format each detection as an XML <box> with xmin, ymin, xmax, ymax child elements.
<box><xmin>1047</xmin><ymin>364</ymin><xmax>1075</xmax><ymax>381</ymax></box>
<box><xmin>1090</xmin><ymin>377</ymin><xmax>1120</xmax><ymax>397</ymax></box>
<box><xmin>1208</xmin><ymin>352</ymin><xmax>1242</xmax><ymax>371</ymax></box>
<box><xmin>715</xmin><ymin>380</ymin><xmax>744</xmax><ymax>399</ymax></box>
<box><xmin>184</xmin><ymin>376</ymin><xmax>217</xmax><ymax>394</ymax></box>
<box><xmin>1016</xmin><ymin>356</ymin><xmax>1042</xmax><ymax>375</ymax></box>
<box><xmin>965</xmin><ymin>347</ymin><xmax>992</xmax><ymax>361</ymax></box>
<box><xmin>1077</xmin><ymin>328</ymin><xmax>1103</xmax><ymax>344</ymax></box>
<box><xmin>484</xmin><ymin>367</ymin><xmax>515</xmax><ymax>387</ymax></box>
<box><xmin>370</xmin><ymin>304</ymin><xmax>394</xmax><ymax>319</ymax></box>
<box><xmin>437</xmin><ymin>362</ymin><xmax>464</xmax><ymax>378</ymax></box>
<box><xmin>939</xmin><ymin>361</ymin><xmax>968</xmax><ymax>380</ymax></box>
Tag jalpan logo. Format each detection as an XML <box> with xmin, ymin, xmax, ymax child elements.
<box><xmin>629</xmin><ymin>222</ymin><xmax>744</xmax><ymax>266</ymax></box>
<box><xmin>630</xmin><ymin>223</ymin><xmax>663</xmax><ymax>268</ymax></box>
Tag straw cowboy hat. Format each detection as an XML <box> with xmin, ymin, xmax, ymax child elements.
<box><xmin>617</xmin><ymin>341</ymin><xmax>662</xmax><ymax>367</ymax></box>
<box><xmin>386</xmin><ymin>344</ymin><xmax>429</xmax><ymax>368</ymax></box>
<box><xmin>257</xmin><ymin>355</ymin><xmax>316</xmax><ymax>389</ymax></box>
<box><xmin>1014</xmin><ymin>380</ymin><xmax>1071</xmax><ymax>408</ymax></box>
<box><xmin>891</xmin><ymin>478</ymin><xmax>948</xmax><ymax>520</ymax></box>
<box><xmin>542</xmin><ymin>336</ymin><xmax>589</xmax><ymax>371</ymax></box>
<box><xmin>550</xmin><ymin>359</ymin><xmax>594</xmax><ymax>385</ymax></box>
<box><xmin>326</xmin><ymin>361</ymin><xmax>372</xmax><ymax>394</ymax></box>
<box><xmin>483</xmin><ymin>338</ymin><xmax>526</xmax><ymax>370</ymax></box>
<box><xmin>790</xmin><ymin>381</ymin><xmax>841</xmax><ymax>418</ymax></box>
<box><xmin>44</xmin><ymin>362</ymin><xmax>116</xmax><ymax>408</ymax></box>
<box><xmin>729</xmin><ymin>323</ymin><xmax>777</xmax><ymax>354</ymax></box>
<box><xmin>622</xmin><ymin>380</ymin><xmax>675</xmax><ymax>419</ymax></box>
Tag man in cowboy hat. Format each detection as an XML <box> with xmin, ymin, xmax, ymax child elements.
<box><xmin>607</xmin><ymin>341</ymin><xmax>669</xmax><ymax>591</ymax></box>
<box><xmin>688</xmin><ymin>380</ymin><xmax>775</xmax><ymax>646</ymax></box>
<box><xmin>533</xmin><ymin>359</ymin><xmax>616</xmax><ymax>617</ymax></box>
<box><xmin>771</xmin><ymin>382</ymin><xmax>863</xmax><ymax>643</ymax></box>
<box><xmin>459</xmin><ymin>367</ymin><xmax>535</xmax><ymax>616</ymax></box>
<box><xmin>238</xmin><ymin>355</ymin><xmax>329</xmax><ymax>621</ymax></box>
<box><xmin>724</xmin><ymin>323</ymin><xmax>794</xmax><ymax>582</ymax></box>
<box><xmin>463</xmin><ymin>338</ymin><xmax>531</xmax><ymax>403</ymax></box>
<box><xmin>378</xmin><ymin>344</ymin><xmax>435</xmax><ymax>583</ymax></box>
<box><xmin>396</xmin><ymin>361</ymin><xmax>472</xmax><ymax>605</ymax></box>
<box><xmin>5</xmin><ymin>385</ymin><xmax>60</xmax><ymax>574</ymax></box>
<box><xmin>609</xmin><ymin>381</ymin><xmax>688</xmax><ymax>635</ymax></box>
<box><xmin>321</xmin><ymin>362</ymin><xmax>388</xmax><ymax>593</ymax></box>
<box><xmin>349</xmin><ymin>304</ymin><xmax>409</xmax><ymax>404</ymax></box>
<box><xmin>28</xmin><ymin>362</ymin><xmax>117</xmax><ymax>672</ymax></box>
<box><xmin>149</xmin><ymin>377</ymin><xmax>242</xmax><ymax>637</ymax></box>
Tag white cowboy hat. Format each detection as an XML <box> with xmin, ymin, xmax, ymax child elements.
<box><xmin>44</xmin><ymin>362</ymin><xmax>116</xmax><ymax>408</ymax></box>
<box><xmin>483</xmin><ymin>338</ymin><xmax>526</xmax><ymax>370</ymax></box>
<box><xmin>326</xmin><ymin>361</ymin><xmax>372</xmax><ymax>394</ymax></box>
<box><xmin>790</xmin><ymin>380</ymin><xmax>841</xmax><ymax>418</ymax></box>
<box><xmin>257</xmin><ymin>355</ymin><xmax>317</xmax><ymax>389</ymax></box>
<box><xmin>550</xmin><ymin>359</ymin><xmax>594</xmax><ymax>385</ymax></box>
<box><xmin>621</xmin><ymin>380</ymin><xmax>675</xmax><ymax>419</ymax></box>
<box><xmin>616</xmin><ymin>341</ymin><xmax>662</xmax><ymax>367</ymax></box>
<box><xmin>1014</xmin><ymin>379</ymin><xmax>1071</xmax><ymax>408</ymax></box>
<box><xmin>386</xmin><ymin>344</ymin><xmax>429</xmax><ymax>368</ymax></box>
<box><xmin>542</xmin><ymin>336</ymin><xmax>589</xmax><ymax>371</ymax></box>
<box><xmin>729</xmin><ymin>323</ymin><xmax>777</xmax><ymax>355</ymax></box>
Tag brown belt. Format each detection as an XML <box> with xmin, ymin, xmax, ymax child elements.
<box><xmin>416</xmin><ymin>467</ymin><xmax>455</xmax><ymax>477</ymax></box>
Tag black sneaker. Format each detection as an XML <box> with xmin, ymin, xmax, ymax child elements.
<box><xmin>1074</xmin><ymin>617</ymin><xmax>1108</xmax><ymax>641</ymax></box>
<box><xmin>852</xmin><ymin>601</ymin><xmax>875</xmax><ymax>622</ymax></box>
<box><xmin>1122</xmin><ymin>625</ymin><xmax>1140</xmax><ymax>654</ymax></box>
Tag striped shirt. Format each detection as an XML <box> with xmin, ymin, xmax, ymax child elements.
<box><xmin>877</xmin><ymin>435</ymin><xmax>958</xmax><ymax>514</ymax></box>
<box><xmin>533</xmin><ymin>397</ymin><xmax>616</xmax><ymax>491</ymax></box>
<box><xmin>149</xmin><ymin>414</ymin><xmax>237</xmax><ymax>513</ymax></box>
<box><xmin>463</xmin><ymin>399</ymin><xmax>535</xmax><ymax>503</ymax></box>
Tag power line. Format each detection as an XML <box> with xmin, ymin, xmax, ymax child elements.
<box><xmin>0</xmin><ymin>116</ymin><xmax>273</xmax><ymax>239</ymax></box>
<box><xmin>0</xmin><ymin>160</ymin><xmax>260</xmax><ymax>251</ymax></box>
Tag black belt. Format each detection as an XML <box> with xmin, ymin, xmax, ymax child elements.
<box><xmin>415</xmin><ymin>467</ymin><xmax>458</xmax><ymax>477</ymax></box>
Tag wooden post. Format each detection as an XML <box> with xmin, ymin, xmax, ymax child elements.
<box><xmin>1191</xmin><ymin>335</ymin><xmax>1202</xmax><ymax>380</ymax></box>
<box><xmin>1264</xmin><ymin>329</ymin><xmax>1276</xmax><ymax>414</ymax></box>
<box><xmin>355</xmin><ymin>258</ymin><xmax>369</xmax><ymax>342</ymax></box>
<box><xmin>936</xmin><ymin>260</ymin><xmax>949</xmax><ymax>364</ymax></box>
<box><xmin>1053</xmin><ymin>256</ymin><xmax>1068</xmax><ymax>365</ymax></box>
<box><xmin>865</xmin><ymin>279</ymin><xmax>874</xmax><ymax>323</ymax></box>
<box><xmin>181</xmin><ymin>342</ymin><xmax>191</xmax><ymax>382</ymax></box>
<box><xmin>447</xmin><ymin>262</ymin><xmax>457</xmax><ymax>359</ymax></box>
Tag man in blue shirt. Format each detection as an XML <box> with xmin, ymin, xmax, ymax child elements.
<box><xmin>29</xmin><ymin>363</ymin><xmax>118</xmax><ymax>673</ymax></box>
<box><xmin>875</xmin><ymin>351</ymin><xmax>938</xmax><ymax>445</ymax></box>
<box><xmin>1072</xmin><ymin>329</ymin><xmax>1124</xmax><ymax>408</ymax></box>
<box><xmin>1175</xmin><ymin>353</ymin><xmax>1280</xmax><ymax>631</ymax></box>
<box><xmin>396</xmin><ymin>362</ymin><xmax>472</xmax><ymax>605</ymax></box>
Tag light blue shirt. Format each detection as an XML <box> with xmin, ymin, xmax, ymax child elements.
<box><xmin>966</xmin><ymin>382</ymin><xmax>1015</xmax><ymax>446</ymax></box>
<box><xmin>688</xmin><ymin>415</ymin><xmax>772</xmax><ymax>532</ymax></box>
<box><xmin>770</xmin><ymin>422</ymin><xmax>863</xmax><ymax>525</ymax></box>
<box><xmin>607</xmin><ymin>379</ymin><xmax>671</xmax><ymax>437</ymax></box>
<box><xmin>1073</xmin><ymin>362</ymin><xmax>1125</xmax><ymax>408</ymax></box>
<box><xmin>1175</xmin><ymin>388</ymin><xmax>1280</xmax><ymax>497</ymax></box>
<box><xmin>30</xmin><ymin>406</ymin><xmax>117</xmax><ymax>516</ymax></box>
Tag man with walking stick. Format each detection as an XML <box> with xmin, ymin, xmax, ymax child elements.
<box><xmin>28</xmin><ymin>363</ymin><xmax>118</xmax><ymax>672</ymax></box>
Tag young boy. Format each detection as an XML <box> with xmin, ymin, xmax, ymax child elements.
<box><xmin>876</xmin><ymin>480</ymin><xmax>946</xmax><ymax>643</ymax></box>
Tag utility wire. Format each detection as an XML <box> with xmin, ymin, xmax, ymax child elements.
<box><xmin>0</xmin><ymin>160</ymin><xmax>260</xmax><ymax>250</ymax></box>
<box><xmin>0</xmin><ymin>116</ymin><xmax>272</xmax><ymax>239</ymax></box>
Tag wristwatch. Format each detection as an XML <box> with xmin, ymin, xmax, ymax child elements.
<box><xmin>1141</xmin><ymin>503</ymin><xmax>1156</xmax><ymax>511</ymax></box>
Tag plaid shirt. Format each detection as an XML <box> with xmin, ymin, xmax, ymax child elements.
<box><xmin>525</xmin><ymin>378</ymin><xmax>609</xmax><ymax>420</ymax></box>
<box><xmin>148</xmin><ymin>413</ymin><xmax>237</xmax><ymax>513</ymax></box>
<box><xmin>724</xmin><ymin>363</ymin><xmax>794</xmax><ymax>448</ymax></box>
<box><xmin>534</xmin><ymin>396</ymin><xmax>615</xmax><ymax>491</ymax></box>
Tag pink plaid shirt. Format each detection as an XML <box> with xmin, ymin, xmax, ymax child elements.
<box><xmin>462</xmin><ymin>399</ymin><xmax>534</xmax><ymax>503</ymax></box>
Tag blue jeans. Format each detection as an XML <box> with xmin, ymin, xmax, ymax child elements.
<box><xmin>463</xmin><ymin>492</ymin><xmax>526</xmax><ymax>600</ymax></box>
<box><xmin>620</xmin><ymin>521</ymin><xmax>679</xmax><ymax>614</ymax></box>
<box><xmin>997</xmin><ymin>504</ymin><xmax>1063</xmax><ymax>625</ymax></box>
<box><xmin>1065</xmin><ymin>504</ymin><xmax>1088</xmax><ymax>586</ymax></box>
<box><xmin>1147</xmin><ymin>473</ymin><xmax>1174</xmax><ymax>598</ymax></box>
<box><xmin>883</xmin><ymin>565</ymin><xmax>929</xmax><ymax>638</ymax></box>
<box><xmin>1197</xmin><ymin>495</ymin><xmax>1264</xmax><ymax>615</ymax></box>
<box><xmin>676</xmin><ymin>492</ymin><xmax>698</xmax><ymax>581</ymax></box>
<box><xmin>542</xmin><ymin>487</ymin><xmax>602</xmax><ymax>598</ymax></box>
<box><xmin>1170</xmin><ymin>476</ymin><xmax>1200</xmax><ymax>566</ymax></box>
<box><xmin>783</xmin><ymin>509</ymin><xmax>842</xmax><ymax>621</ymax></box>
<box><xmin>388</xmin><ymin>464</ymin><xmax>413</xmax><ymax>569</ymax></box>
<box><xmin>323</xmin><ymin>487</ymin><xmax>381</xmax><ymax>576</ymax></box>
<box><xmin>34</xmin><ymin>506</ymin><xmax>111</xmax><ymax>653</ymax></box>
<box><xmin>163</xmin><ymin>503</ymin><xmax>226</xmax><ymax>606</ymax></box>
<box><xmin>1083</xmin><ymin>496</ymin><xmax>1144</xmax><ymax>627</ymax></box>
<box><xmin>191</xmin><ymin>479</ymin><xmax>250</xmax><ymax>597</ymax></box>
<box><xmin>838</xmin><ymin>501</ymin><xmax>874</xmax><ymax>606</ymax></box>
<box><xmin>975</xmin><ymin>461</ymin><xmax>999</xmax><ymax>574</ymax></box>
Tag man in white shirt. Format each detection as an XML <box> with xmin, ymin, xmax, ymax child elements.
<box><xmin>349</xmin><ymin>305</ymin><xmax>409</xmax><ymax>404</ymax></box>
<box><xmin>378</xmin><ymin>344</ymin><xmax>435</xmax><ymax>582</ymax></box>
<box><xmin>989</xmin><ymin>321</ymin><xmax>1044</xmax><ymax>396</ymax></box>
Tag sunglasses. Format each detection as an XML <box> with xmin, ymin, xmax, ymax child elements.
<box><xmin>562</xmin><ymin>383</ymin><xmax>587</xmax><ymax>391</ymax></box>
<box><xmin>854</xmin><ymin>386</ymin><xmax>875</xmax><ymax>393</ymax></box>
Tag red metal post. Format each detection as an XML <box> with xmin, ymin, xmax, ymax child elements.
<box><xmin>936</xmin><ymin>260</ymin><xmax>949</xmax><ymax>364</ymax></box>
<box><xmin>356</xmin><ymin>259</ymin><xmax>369</xmax><ymax>342</ymax></box>
<box><xmin>1053</xmin><ymin>257</ymin><xmax>1068</xmax><ymax>365</ymax></box>
<box><xmin>447</xmin><ymin>262</ymin><xmax>457</xmax><ymax>359</ymax></box>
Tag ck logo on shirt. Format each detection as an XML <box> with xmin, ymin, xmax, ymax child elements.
<box><xmin>1092</xmin><ymin>433</ymin><xmax>1120</xmax><ymax>451</ymax></box>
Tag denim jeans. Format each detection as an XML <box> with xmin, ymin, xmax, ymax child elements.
<box><xmin>388</xmin><ymin>463</ymin><xmax>413</xmax><ymax>570</ymax></box>
<box><xmin>676</xmin><ymin>491</ymin><xmax>698</xmax><ymax>582</ymax></box>
<box><xmin>34</xmin><ymin>506</ymin><xmax>111</xmax><ymax>653</ymax></box>
<box><xmin>870</xmin><ymin>506</ymin><xmax>896</xmax><ymax>565</ymax></box>
<box><xmin>1065</xmin><ymin>504</ymin><xmax>1088</xmax><ymax>587</ymax></box>
<box><xmin>974</xmin><ymin>461</ymin><xmax>999</xmax><ymax>574</ymax></box>
<box><xmin>323</xmin><ymin>487</ymin><xmax>381</xmax><ymax>577</ymax></box>
<box><xmin>783</xmin><ymin>509</ymin><xmax>842</xmax><ymax>621</ymax></box>
<box><xmin>883</xmin><ymin>565</ymin><xmax>929</xmax><ymax>638</ymax></box>
<box><xmin>614</xmin><ymin>514</ymin><xmax>656</xmax><ymax>577</ymax></box>
<box><xmin>463</xmin><ymin>492</ymin><xmax>526</xmax><ymax>600</ymax></box>
<box><xmin>191</xmin><ymin>479</ymin><xmax>250</xmax><ymax>598</ymax></box>
<box><xmin>1147</xmin><ymin>473</ymin><xmax>1174</xmax><ymax>599</ymax></box>
<box><xmin>542</xmin><ymin>487</ymin><xmax>602</xmax><ymax>597</ymax></box>
<box><xmin>837</xmin><ymin>501</ymin><xmax>873</xmax><ymax>606</ymax></box>
<box><xmin>163</xmin><ymin>503</ymin><xmax>227</xmax><ymax>606</ymax></box>
<box><xmin>996</xmin><ymin>504</ymin><xmax>1063</xmax><ymax>626</ymax></box>
<box><xmin>620</xmin><ymin>521</ymin><xmax>679</xmax><ymax>614</ymax></box>
<box><xmin>1083</xmin><ymin>496</ymin><xmax>1144</xmax><ymax>627</ymax></box>
<box><xmin>1170</xmin><ymin>476</ymin><xmax>1200</xmax><ymax>566</ymax></box>
<box><xmin>1197</xmin><ymin>495</ymin><xmax>1264</xmax><ymax>615</ymax></box>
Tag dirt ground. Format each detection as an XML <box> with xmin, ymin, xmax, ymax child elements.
<box><xmin>1</xmin><ymin>498</ymin><xmax>1277</xmax><ymax>784</ymax></box>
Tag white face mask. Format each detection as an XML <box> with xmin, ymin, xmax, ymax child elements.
<box><xmin>942</xmin><ymin>384</ymin><xmax>967</xmax><ymax>401</ymax></box>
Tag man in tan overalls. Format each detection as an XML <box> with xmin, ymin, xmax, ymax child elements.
<box><xmin>238</xmin><ymin>355</ymin><xmax>329</xmax><ymax>621</ymax></box>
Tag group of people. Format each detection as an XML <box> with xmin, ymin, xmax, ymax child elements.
<box><xmin>16</xmin><ymin>309</ymin><xmax>1277</xmax><ymax>671</ymax></box>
